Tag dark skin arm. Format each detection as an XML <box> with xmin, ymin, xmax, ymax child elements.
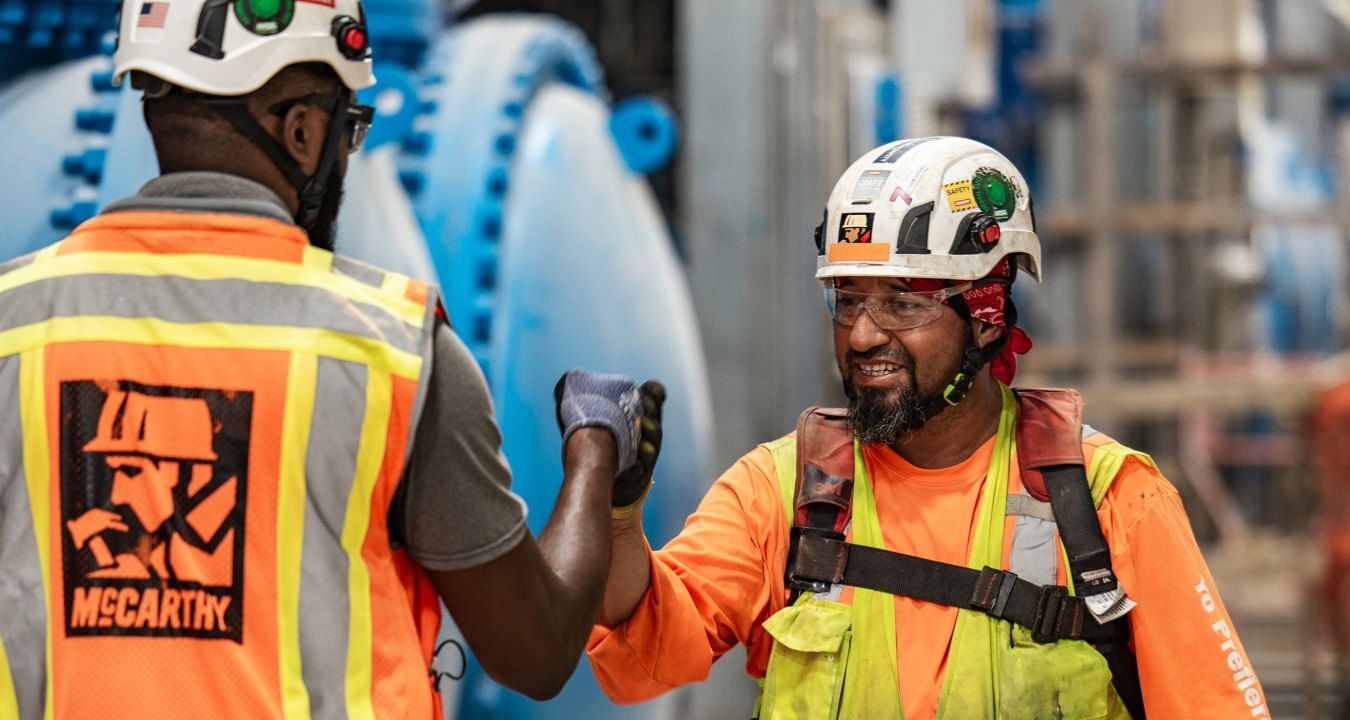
<box><xmin>595</xmin><ymin>512</ymin><xmax>651</xmax><ymax>628</ymax></box>
<box><xmin>424</xmin><ymin>428</ymin><xmax>615</xmax><ymax>700</ymax></box>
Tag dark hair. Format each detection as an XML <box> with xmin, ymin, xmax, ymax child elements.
<box><xmin>141</xmin><ymin>62</ymin><xmax>345</xmax><ymax>172</ymax></box>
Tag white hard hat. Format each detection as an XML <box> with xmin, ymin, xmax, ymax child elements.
<box><xmin>113</xmin><ymin>0</ymin><xmax>375</xmax><ymax>96</ymax></box>
<box><xmin>815</xmin><ymin>136</ymin><xmax>1041</xmax><ymax>283</ymax></box>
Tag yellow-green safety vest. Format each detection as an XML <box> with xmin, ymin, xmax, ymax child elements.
<box><xmin>756</xmin><ymin>384</ymin><xmax>1145</xmax><ymax>719</ymax></box>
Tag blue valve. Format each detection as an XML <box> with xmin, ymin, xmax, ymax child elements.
<box><xmin>608</xmin><ymin>96</ymin><xmax>679</xmax><ymax>174</ymax></box>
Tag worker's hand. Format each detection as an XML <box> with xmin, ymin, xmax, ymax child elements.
<box><xmin>554</xmin><ymin>368</ymin><xmax>643</xmax><ymax>474</ymax></box>
<box><xmin>66</xmin><ymin>508</ymin><xmax>128</xmax><ymax>550</ymax></box>
<box><xmin>611</xmin><ymin>381</ymin><xmax>665</xmax><ymax>518</ymax></box>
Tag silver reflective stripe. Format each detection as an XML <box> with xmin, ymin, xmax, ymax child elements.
<box><xmin>399</xmin><ymin>298</ymin><xmax>440</xmax><ymax>473</ymax></box>
<box><xmin>331</xmin><ymin>257</ymin><xmax>387</xmax><ymax>289</ymax></box>
<box><xmin>297</xmin><ymin>358</ymin><xmax>367</xmax><ymax>719</ymax></box>
<box><xmin>1008</xmin><ymin>490</ymin><xmax>1059</xmax><ymax>587</ymax></box>
<box><xmin>1005</xmin><ymin>494</ymin><xmax>1055</xmax><ymax>523</ymax></box>
<box><xmin>1006</xmin><ymin>422</ymin><xmax>1093</xmax><ymax>587</ymax></box>
<box><xmin>0</xmin><ymin>252</ymin><xmax>36</xmax><ymax>279</ymax></box>
<box><xmin>0</xmin><ymin>274</ymin><xmax>422</xmax><ymax>356</ymax></box>
<box><xmin>0</xmin><ymin>355</ymin><xmax>47</xmax><ymax>720</ymax></box>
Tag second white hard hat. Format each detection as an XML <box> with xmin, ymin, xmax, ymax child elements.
<box><xmin>113</xmin><ymin>0</ymin><xmax>375</xmax><ymax>96</ymax></box>
<box><xmin>815</xmin><ymin>136</ymin><xmax>1041</xmax><ymax>283</ymax></box>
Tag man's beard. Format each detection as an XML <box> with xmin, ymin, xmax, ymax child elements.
<box><xmin>845</xmin><ymin>379</ymin><xmax>926</xmax><ymax>445</ymax></box>
<box><xmin>303</xmin><ymin>167</ymin><xmax>345</xmax><ymax>252</ymax></box>
<box><xmin>841</xmin><ymin>347</ymin><xmax>957</xmax><ymax>445</ymax></box>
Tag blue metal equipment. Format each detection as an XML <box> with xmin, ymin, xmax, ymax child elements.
<box><xmin>0</xmin><ymin>5</ymin><xmax>710</xmax><ymax>719</ymax></box>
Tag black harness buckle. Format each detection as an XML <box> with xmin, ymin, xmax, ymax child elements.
<box><xmin>1032</xmin><ymin>584</ymin><xmax>1073</xmax><ymax>643</ymax></box>
<box><xmin>786</xmin><ymin>526</ymin><xmax>847</xmax><ymax>594</ymax></box>
<box><xmin>970</xmin><ymin>566</ymin><xmax>1018</xmax><ymax>619</ymax></box>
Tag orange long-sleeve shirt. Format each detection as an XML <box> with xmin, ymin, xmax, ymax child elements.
<box><xmin>588</xmin><ymin>432</ymin><xmax>1269</xmax><ymax>718</ymax></box>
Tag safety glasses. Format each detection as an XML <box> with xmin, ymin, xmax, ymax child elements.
<box><xmin>269</xmin><ymin>93</ymin><xmax>375</xmax><ymax>154</ymax></box>
<box><xmin>824</xmin><ymin>283</ymin><xmax>972</xmax><ymax>331</ymax></box>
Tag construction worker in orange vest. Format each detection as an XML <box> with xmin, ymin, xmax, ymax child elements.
<box><xmin>587</xmin><ymin>137</ymin><xmax>1266</xmax><ymax>719</ymax></box>
<box><xmin>0</xmin><ymin>1</ymin><xmax>664</xmax><ymax>717</ymax></box>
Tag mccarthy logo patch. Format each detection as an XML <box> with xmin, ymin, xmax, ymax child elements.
<box><xmin>60</xmin><ymin>382</ymin><xmax>252</xmax><ymax>643</ymax></box>
<box><xmin>69</xmin><ymin>586</ymin><xmax>232</xmax><ymax>632</ymax></box>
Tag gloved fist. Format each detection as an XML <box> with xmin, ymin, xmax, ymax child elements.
<box><xmin>612</xmin><ymin>380</ymin><xmax>666</xmax><ymax>511</ymax></box>
<box><xmin>554</xmin><ymin>368</ymin><xmax>643</xmax><ymax>473</ymax></box>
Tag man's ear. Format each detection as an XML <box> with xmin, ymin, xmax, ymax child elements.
<box><xmin>973</xmin><ymin>318</ymin><xmax>1006</xmax><ymax>350</ymax></box>
<box><xmin>276</xmin><ymin>103</ymin><xmax>328</xmax><ymax>176</ymax></box>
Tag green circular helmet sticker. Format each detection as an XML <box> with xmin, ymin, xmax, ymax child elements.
<box><xmin>972</xmin><ymin>167</ymin><xmax>1017</xmax><ymax>222</ymax></box>
<box><xmin>234</xmin><ymin>0</ymin><xmax>295</xmax><ymax>36</ymax></box>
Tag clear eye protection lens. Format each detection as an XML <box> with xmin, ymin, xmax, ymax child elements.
<box><xmin>824</xmin><ymin>284</ymin><xmax>971</xmax><ymax>331</ymax></box>
<box><xmin>345</xmin><ymin>102</ymin><xmax>374</xmax><ymax>153</ymax></box>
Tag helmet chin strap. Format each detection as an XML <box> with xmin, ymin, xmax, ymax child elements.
<box><xmin>200</xmin><ymin>93</ymin><xmax>350</xmax><ymax>231</ymax></box>
<box><xmin>917</xmin><ymin>291</ymin><xmax>1016</xmax><ymax>422</ymax></box>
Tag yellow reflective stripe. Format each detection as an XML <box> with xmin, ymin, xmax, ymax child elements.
<box><xmin>19</xmin><ymin>350</ymin><xmax>54</xmax><ymax>720</ymax></box>
<box><xmin>0</xmin><ymin>252</ymin><xmax>424</xmax><ymax>327</ymax></box>
<box><xmin>0</xmin><ymin>626</ymin><xmax>18</xmax><ymax>720</ymax></box>
<box><xmin>933</xmin><ymin>384</ymin><xmax>1018</xmax><ymax>718</ymax></box>
<box><xmin>301</xmin><ymin>245</ymin><xmax>334</xmax><ymax>273</ymax></box>
<box><xmin>32</xmin><ymin>243</ymin><xmax>60</xmax><ymax>264</ymax></box>
<box><xmin>762</xmin><ymin>436</ymin><xmax>796</xmax><ymax>525</ymax></box>
<box><xmin>1087</xmin><ymin>441</ymin><xmax>1154</xmax><ymax>506</ymax></box>
<box><xmin>277</xmin><ymin>354</ymin><xmax>317</xmax><ymax>720</ymax></box>
<box><xmin>848</xmin><ymin>440</ymin><xmax>899</xmax><ymax>680</ymax></box>
<box><xmin>342</xmin><ymin>370</ymin><xmax>391</xmax><ymax>720</ymax></box>
<box><xmin>0</xmin><ymin>317</ymin><xmax>422</xmax><ymax>381</ymax></box>
<box><xmin>379</xmin><ymin>272</ymin><xmax>409</xmax><ymax>299</ymax></box>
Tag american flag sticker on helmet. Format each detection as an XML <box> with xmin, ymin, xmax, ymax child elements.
<box><xmin>136</xmin><ymin>1</ymin><xmax>168</xmax><ymax>28</ymax></box>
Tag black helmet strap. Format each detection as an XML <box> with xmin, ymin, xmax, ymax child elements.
<box><xmin>917</xmin><ymin>278</ymin><xmax>1018</xmax><ymax>421</ymax></box>
<box><xmin>198</xmin><ymin>91</ymin><xmax>349</xmax><ymax>231</ymax></box>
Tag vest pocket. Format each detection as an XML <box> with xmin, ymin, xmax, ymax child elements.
<box><xmin>757</xmin><ymin>596</ymin><xmax>853</xmax><ymax>720</ymax></box>
<box><xmin>996</xmin><ymin>625</ymin><xmax>1115</xmax><ymax>719</ymax></box>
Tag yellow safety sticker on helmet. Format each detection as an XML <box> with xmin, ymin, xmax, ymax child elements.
<box><xmin>944</xmin><ymin>180</ymin><xmax>977</xmax><ymax>213</ymax></box>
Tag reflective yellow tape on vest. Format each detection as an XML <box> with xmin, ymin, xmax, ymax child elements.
<box><xmin>0</xmin><ymin>252</ymin><xmax>425</xmax><ymax>328</ymax></box>
<box><xmin>343</xmin><ymin>369</ymin><xmax>394</xmax><ymax>720</ymax></box>
<box><xmin>278</xmin><ymin>353</ymin><xmax>319</xmax><ymax>720</ymax></box>
<box><xmin>18</xmin><ymin>349</ymin><xmax>55</xmax><ymax>720</ymax></box>
<box><xmin>0</xmin><ymin>626</ymin><xmax>19</xmax><ymax>720</ymax></box>
<box><xmin>0</xmin><ymin>317</ymin><xmax>423</xmax><ymax>381</ymax></box>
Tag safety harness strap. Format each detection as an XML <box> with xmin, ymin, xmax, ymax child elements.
<box><xmin>785</xmin><ymin>394</ymin><xmax>1148</xmax><ymax>719</ymax></box>
<box><xmin>788</xmin><ymin>528</ymin><xmax>1112</xmax><ymax>644</ymax></box>
<box><xmin>1042</xmin><ymin>463</ymin><xmax>1147</xmax><ymax>720</ymax></box>
<box><xmin>1045</xmin><ymin>465</ymin><xmax>1117</xmax><ymax>595</ymax></box>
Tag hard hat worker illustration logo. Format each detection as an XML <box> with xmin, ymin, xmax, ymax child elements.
<box><xmin>840</xmin><ymin>213</ymin><xmax>874</xmax><ymax>244</ymax></box>
<box><xmin>61</xmin><ymin>383</ymin><xmax>250</xmax><ymax>642</ymax></box>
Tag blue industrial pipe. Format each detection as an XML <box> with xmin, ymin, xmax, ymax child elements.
<box><xmin>0</xmin><ymin>5</ymin><xmax>708</xmax><ymax>720</ymax></box>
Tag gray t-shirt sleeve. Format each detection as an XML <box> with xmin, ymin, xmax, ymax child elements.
<box><xmin>400</xmin><ymin>323</ymin><xmax>529</xmax><ymax>571</ymax></box>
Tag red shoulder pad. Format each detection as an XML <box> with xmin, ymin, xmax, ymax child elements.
<box><xmin>794</xmin><ymin>407</ymin><xmax>854</xmax><ymax>532</ymax></box>
<box><xmin>1014</xmin><ymin>388</ymin><xmax>1085</xmax><ymax>502</ymax></box>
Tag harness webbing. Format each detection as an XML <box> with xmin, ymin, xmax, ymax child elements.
<box><xmin>789</xmin><ymin>527</ymin><xmax>1111</xmax><ymax>643</ymax></box>
<box><xmin>783</xmin><ymin>394</ymin><xmax>1148</xmax><ymax>719</ymax></box>
<box><xmin>1044</xmin><ymin>464</ymin><xmax>1147</xmax><ymax>720</ymax></box>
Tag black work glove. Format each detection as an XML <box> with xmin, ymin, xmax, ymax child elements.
<box><xmin>611</xmin><ymin>380</ymin><xmax>666</xmax><ymax>514</ymax></box>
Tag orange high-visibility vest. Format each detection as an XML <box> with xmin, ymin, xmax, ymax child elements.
<box><xmin>0</xmin><ymin>210</ymin><xmax>443</xmax><ymax>719</ymax></box>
